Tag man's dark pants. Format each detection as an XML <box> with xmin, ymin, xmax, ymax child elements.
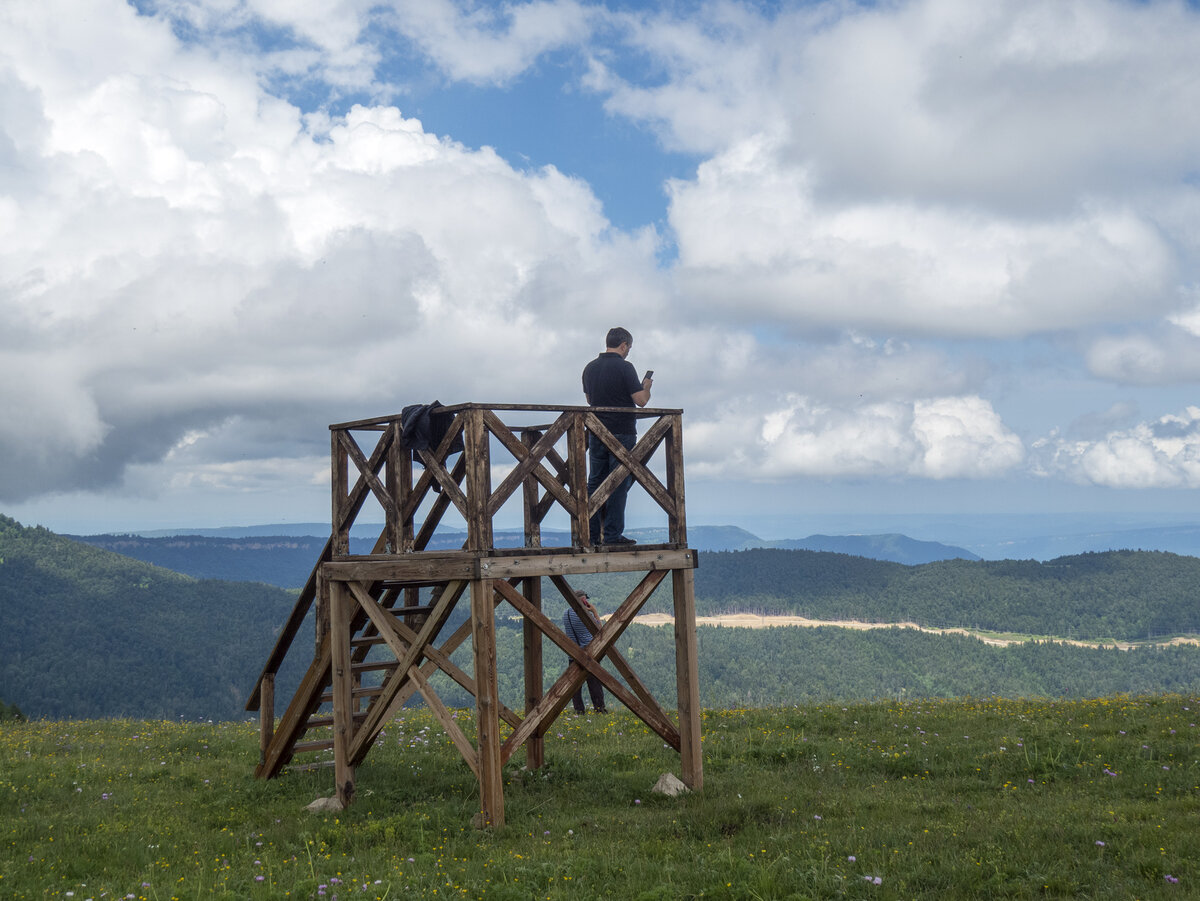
<box><xmin>587</xmin><ymin>432</ymin><xmax>636</xmax><ymax>543</ymax></box>
<box><xmin>572</xmin><ymin>673</ymin><xmax>607</xmax><ymax>714</ymax></box>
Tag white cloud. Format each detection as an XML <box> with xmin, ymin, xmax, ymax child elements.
<box><xmin>0</xmin><ymin>0</ymin><xmax>663</xmax><ymax>504</ymax></box>
<box><xmin>385</xmin><ymin>0</ymin><xmax>594</xmax><ymax>85</ymax></box>
<box><xmin>600</xmin><ymin>0</ymin><xmax>1200</xmax><ymax>203</ymax></box>
<box><xmin>668</xmin><ymin>134</ymin><xmax>1176</xmax><ymax>337</ymax></box>
<box><xmin>1035</xmin><ymin>407</ymin><xmax>1200</xmax><ymax>489</ymax></box>
<box><xmin>585</xmin><ymin>0</ymin><xmax>1199</xmax><ymax>338</ymax></box>
<box><xmin>688</xmin><ymin>393</ymin><xmax>1024</xmax><ymax>481</ymax></box>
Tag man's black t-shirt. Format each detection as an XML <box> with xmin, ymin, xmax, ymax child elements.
<box><xmin>582</xmin><ymin>352</ymin><xmax>643</xmax><ymax>434</ymax></box>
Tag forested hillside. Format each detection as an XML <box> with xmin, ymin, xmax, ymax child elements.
<box><xmin>683</xmin><ymin>548</ymin><xmax>1200</xmax><ymax>641</ymax></box>
<box><xmin>0</xmin><ymin>515</ymin><xmax>301</xmax><ymax>720</ymax></box>
<box><xmin>7</xmin><ymin>515</ymin><xmax>1200</xmax><ymax>721</ymax></box>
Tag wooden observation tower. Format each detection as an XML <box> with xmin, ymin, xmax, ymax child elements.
<box><xmin>245</xmin><ymin>402</ymin><xmax>701</xmax><ymax>826</ymax></box>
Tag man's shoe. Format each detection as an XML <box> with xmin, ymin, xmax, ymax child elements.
<box><xmin>606</xmin><ymin>535</ymin><xmax>637</xmax><ymax>545</ymax></box>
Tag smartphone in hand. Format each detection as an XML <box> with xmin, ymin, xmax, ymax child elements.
<box><xmin>644</xmin><ymin>370</ymin><xmax>654</xmax><ymax>380</ymax></box>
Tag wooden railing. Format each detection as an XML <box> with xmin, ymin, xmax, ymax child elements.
<box><xmin>329</xmin><ymin>402</ymin><xmax>687</xmax><ymax>555</ymax></box>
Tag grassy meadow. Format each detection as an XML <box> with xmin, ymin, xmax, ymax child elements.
<box><xmin>3</xmin><ymin>696</ymin><xmax>1198</xmax><ymax>899</ymax></box>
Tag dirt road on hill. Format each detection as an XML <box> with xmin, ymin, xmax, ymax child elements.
<box><xmin>625</xmin><ymin>613</ymin><xmax>1200</xmax><ymax>650</ymax></box>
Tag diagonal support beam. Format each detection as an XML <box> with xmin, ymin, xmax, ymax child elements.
<box><xmin>349</xmin><ymin>580</ymin><xmax>466</xmax><ymax>761</ymax></box>
<box><xmin>584</xmin><ymin>413</ymin><xmax>676</xmax><ymax>519</ymax></box>
<box><xmin>550</xmin><ymin>575</ymin><xmax>668</xmax><ymax>722</ymax></box>
<box><xmin>483</xmin><ymin>410</ymin><xmax>574</xmax><ymax>516</ymax></box>
<box><xmin>498</xmin><ymin>569</ymin><xmax>676</xmax><ymax>761</ymax></box>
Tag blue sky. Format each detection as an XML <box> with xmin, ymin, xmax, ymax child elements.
<box><xmin>4</xmin><ymin>0</ymin><xmax>1200</xmax><ymax>539</ymax></box>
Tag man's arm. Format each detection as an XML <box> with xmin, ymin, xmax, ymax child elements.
<box><xmin>632</xmin><ymin>376</ymin><xmax>652</xmax><ymax>407</ymax></box>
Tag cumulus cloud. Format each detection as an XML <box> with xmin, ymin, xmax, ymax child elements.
<box><xmin>0</xmin><ymin>0</ymin><xmax>661</xmax><ymax>504</ymax></box>
<box><xmin>587</xmin><ymin>0</ymin><xmax>1199</xmax><ymax>338</ymax></box>
<box><xmin>1035</xmin><ymin>407</ymin><xmax>1200</xmax><ymax>489</ymax></box>
<box><xmin>384</xmin><ymin>0</ymin><xmax>594</xmax><ymax>85</ymax></box>
<box><xmin>668</xmin><ymin>134</ymin><xmax>1176</xmax><ymax>337</ymax></box>
<box><xmin>687</xmin><ymin>393</ymin><xmax>1024</xmax><ymax>481</ymax></box>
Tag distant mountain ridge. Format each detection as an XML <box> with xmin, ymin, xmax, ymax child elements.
<box><xmin>765</xmin><ymin>533</ymin><xmax>980</xmax><ymax>564</ymax></box>
<box><xmin>76</xmin><ymin>525</ymin><xmax>976</xmax><ymax>586</ymax></box>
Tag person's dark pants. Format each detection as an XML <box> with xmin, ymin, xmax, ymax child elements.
<box><xmin>587</xmin><ymin>432</ymin><xmax>636</xmax><ymax>543</ymax></box>
<box><xmin>572</xmin><ymin>672</ymin><xmax>607</xmax><ymax>713</ymax></box>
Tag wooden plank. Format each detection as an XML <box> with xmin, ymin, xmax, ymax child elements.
<box><xmin>327</xmin><ymin>405</ymin><xmax>682</xmax><ymax>432</ymax></box>
<box><xmin>258</xmin><ymin>673</ymin><xmax>275</xmax><ymax>761</ymax></box>
<box><xmin>386</xmin><ymin>420</ymin><xmax>404</xmax><ymax>553</ymax></box>
<box><xmin>568</xmin><ymin>413</ymin><xmax>590</xmax><ymax>546</ymax></box>
<box><xmin>673</xmin><ymin>567</ymin><xmax>703</xmax><ymax>790</ymax></box>
<box><xmin>292</xmin><ymin>739</ymin><xmax>335</xmax><ymax>754</ymax></box>
<box><xmin>481</xmin><ymin>548</ymin><xmax>696</xmax><ymax>579</ymax></box>
<box><xmin>347</xmin><ymin>585</ymin><xmax>523</xmax><ymax>732</ymax></box>
<box><xmin>330</xmin><ymin>582</ymin><xmax>356</xmax><ymax>806</ymax></box>
<box><xmin>666</xmin><ymin>413</ymin><xmax>687</xmax><ymax>546</ymax></box>
<box><xmin>532</xmin><ymin>444</ymin><xmax>571</xmax><ymax>525</ymax></box>
<box><xmin>463</xmin><ymin>408</ymin><xmax>493</xmax><ymax>552</ymax></box>
<box><xmin>471</xmin><ymin>577</ymin><xmax>505</xmax><ymax>827</ymax></box>
<box><xmin>522</xmin><ymin>576</ymin><xmax>545</xmax><ymax>769</ymax></box>
<box><xmin>324</xmin><ymin>556</ymin><xmax>479</xmax><ymax>582</ymax></box>
<box><xmin>332</xmin><ymin>432</ymin><xmax>349</xmax><ymax>555</ymax></box>
<box><xmin>521</xmin><ymin>430</ymin><xmax>543</xmax><ymax>549</ymax></box>
<box><xmin>397</xmin><ymin>420</ymin><xmax>415</xmax><ymax>551</ymax></box>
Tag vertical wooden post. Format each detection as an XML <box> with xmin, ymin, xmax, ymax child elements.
<box><xmin>331</xmin><ymin>429</ymin><xmax>349</xmax><ymax>556</ymax></box>
<box><xmin>666</xmin><ymin>413</ymin><xmax>688</xmax><ymax>547</ymax></box>
<box><xmin>568</xmin><ymin>412</ymin><xmax>590</xmax><ymax>547</ymax></box>
<box><xmin>386</xmin><ymin>420</ymin><xmax>403</xmax><ymax>554</ymax></box>
<box><xmin>672</xmin><ymin>565</ymin><xmax>703</xmax><ymax>790</ymax></box>
<box><xmin>471</xmin><ymin>577</ymin><xmax>504</xmax><ymax>826</ymax></box>
<box><xmin>258</xmin><ymin>673</ymin><xmax>275</xmax><ymax>763</ymax></box>
<box><xmin>522</xmin><ymin>575</ymin><xmax>545</xmax><ymax>770</ymax></box>
<box><xmin>398</xmin><ymin>418</ymin><xmax>415</xmax><ymax>553</ymax></box>
<box><xmin>521</xmin><ymin>429</ymin><xmax>543</xmax><ymax>549</ymax></box>
<box><xmin>463</xmin><ymin>407</ymin><xmax>493</xmax><ymax>552</ymax></box>
<box><xmin>330</xmin><ymin>581</ymin><xmax>356</xmax><ymax>807</ymax></box>
<box><xmin>315</xmin><ymin>570</ymin><xmax>330</xmax><ymax>656</ymax></box>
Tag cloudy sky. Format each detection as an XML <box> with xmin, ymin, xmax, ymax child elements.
<box><xmin>4</xmin><ymin>0</ymin><xmax>1200</xmax><ymax>537</ymax></box>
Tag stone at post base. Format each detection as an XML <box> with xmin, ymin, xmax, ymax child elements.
<box><xmin>652</xmin><ymin>772</ymin><xmax>689</xmax><ymax>797</ymax></box>
<box><xmin>306</xmin><ymin>796</ymin><xmax>344</xmax><ymax>813</ymax></box>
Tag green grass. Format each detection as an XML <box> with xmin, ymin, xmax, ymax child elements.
<box><xmin>3</xmin><ymin>696</ymin><xmax>1197</xmax><ymax>899</ymax></box>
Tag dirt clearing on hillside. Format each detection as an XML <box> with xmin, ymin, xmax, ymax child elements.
<box><xmin>625</xmin><ymin>613</ymin><xmax>1200</xmax><ymax>650</ymax></box>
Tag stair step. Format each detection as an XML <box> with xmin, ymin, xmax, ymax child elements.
<box><xmin>304</xmin><ymin>713</ymin><xmax>367</xmax><ymax>731</ymax></box>
<box><xmin>319</xmin><ymin>685</ymin><xmax>385</xmax><ymax>703</ymax></box>
<box><xmin>292</xmin><ymin>739</ymin><xmax>334</xmax><ymax>754</ymax></box>
<box><xmin>352</xmin><ymin>661</ymin><xmax>397</xmax><ymax>674</ymax></box>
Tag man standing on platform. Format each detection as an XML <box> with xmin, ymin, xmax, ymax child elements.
<box><xmin>563</xmin><ymin>590</ymin><xmax>607</xmax><ymax>714</ymax></box>
<box><xmin>582</xmin><ymin>326</ymin><xmax>652</xmax><ymax>546</ymax></box>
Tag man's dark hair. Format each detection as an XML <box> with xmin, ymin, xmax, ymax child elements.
<box><xmin>606</xmin><ymin>327</ymin><xmax>633</xmax><ymax>349</ymax></box>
